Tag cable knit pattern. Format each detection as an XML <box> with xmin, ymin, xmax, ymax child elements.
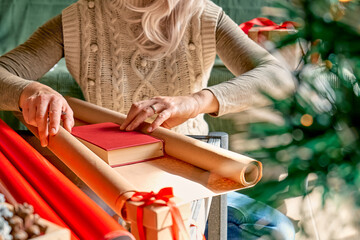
<box><xmin>62</xmin><ymin>4</ymin><xmax>82</xmax><ymax>83</ymax></box>
<box><xmin>61</xmin><ymin>0</ymin><xmax>222</xmax><ymax>134</ymax></box>
<box><xmin>106</xmin><ymin>1</ymin><xmax>125</xmax><ymax>112</ymax></box>
<box><xmin>80</xmin><ymin>1</ymin><xmax>94</xmax><ymax>102</ymax></box>
<box><xmin>0</xmin><ymin>0</ymin><xmax>294</xmax><ymax>135</ymax></box>
<box><xmin>165</xmin><ymin>52</ymin><xmax>179</xmax><ymax>96</ymax></box>
<box><xmin>93</xmin><ymin>1</ymin><xmax>104</xmax><ymax>106</ymax></box>
<box><xmin>130</xmin><ymin>50</ymin><xmax>160</xmax><ymax>103</ymax></box>
<box><xmin>201</xmin><ymin>1</ymin><xmax>219</xmax><ymax>79</ymax></box>
<box><xmin>192</xmin><ymin>11</ymin><xmax>205</xmax><ymax>86</ymax></box>
<box><xmin>184</xmin><ymin>30</ymin><xmax>196</xmax><ymax>90</ymax></box>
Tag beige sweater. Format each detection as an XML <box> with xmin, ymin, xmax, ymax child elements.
<box><xmin>0</xmin><ymin>0</ymin><xmax>293</xmax><ymax>135</ymax></box>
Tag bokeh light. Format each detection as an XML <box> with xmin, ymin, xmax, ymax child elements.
<box><xmin>300</xmin><ymin>114</ymin><xmax>314</xmax><ymax>127</ymax></box>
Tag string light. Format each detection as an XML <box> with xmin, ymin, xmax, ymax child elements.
<box><xmin>300</xmin><ymin>114</ymin><xmax>313</xmax><ymax>127</ymax></box>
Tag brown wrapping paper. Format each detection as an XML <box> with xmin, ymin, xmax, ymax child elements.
<box><xmin>14</xmin><ymin>113</ymin><xmax>136</xmax><ymax>216</ymax></box>
<box><xmin>65</xmin><ymin>97</ymin><xmax>262</xmax><ymax>188</ymax></box>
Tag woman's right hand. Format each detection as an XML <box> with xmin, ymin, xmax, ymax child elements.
<box><xmin>19</xmin><ymin>81</ymin><xmax>74</xmax><ymax>147</ymax></box>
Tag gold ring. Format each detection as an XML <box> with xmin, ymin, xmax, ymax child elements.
<box><xmin>150</xmin><ymin>105</ymin><xmax>157</xmax><ymax>114</ymax></box>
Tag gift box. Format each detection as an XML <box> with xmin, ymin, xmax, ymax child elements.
<box><xmin>241</xmin><ymin>18</ymin><xmax>303</xmax><ymax>71</ymax></box>
<box><xmin>249</xmin><ymin>28</ymin><xmax>301</xmax><ymax>71</ymax></box>
<box><xmin>130</xmin><ymin>220</ymin><xmax>190</xmax><ymax>240</ymax></box>
<box><xmin>126</xmin><ymin>198</ymin><xmax>191</xmax><ymax>230</ymax></box>
<box><xmin>247</xmin><ymin>27</ymin><xmax>297</xmax><ymax>44</ymax></box>
<box><xmin>125</xmin><ymin>188</ymin><xmax>191</xmax><ymax>240</ymax></box>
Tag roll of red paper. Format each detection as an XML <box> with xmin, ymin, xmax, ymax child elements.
<box><xmin>0</xmin><ymin>150</ymin><xmax>79</xmax><ymax>240</ymax></box>
<box><xmin>0</xmin><ymin>119</ymin><xmax>134</xmax><ymax>240</ymax></box>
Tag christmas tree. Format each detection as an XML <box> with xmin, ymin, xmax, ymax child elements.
<box><xmin>238</xmin><ymin>0</ymin><xmax>360</xmax><ymax>237</ymax></box>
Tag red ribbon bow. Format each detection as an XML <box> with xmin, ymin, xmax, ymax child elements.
<box><xmin>240</xmin><ymin>17</ymin><xmax>298</xmax><ymax>35</ymax></box>
<box><xmin>131</xmin><ymin>187</ymin><xmax>189</xmax><ymax>240</ymax></box>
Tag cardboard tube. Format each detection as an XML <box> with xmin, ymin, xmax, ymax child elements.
<box><xmin>47</xmin><ymin>127</ymin><xmax>137</xmax><ymax>212</ymax></box>
<box><xmin>66</xmin><ymin>97</ymin><xmax>262</xmax><ymax>186</ymax></box>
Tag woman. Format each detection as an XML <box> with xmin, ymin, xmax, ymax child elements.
<box><xmin>0</xmin><ymin>0</ymin><xmax>295</xmax><ymax>238</ymax></box>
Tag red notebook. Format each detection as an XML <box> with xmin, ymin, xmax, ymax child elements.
<box><xmin>71</xmin><ymin>122</ymin><xmax>164</xmax><ymax>166</ymax></box>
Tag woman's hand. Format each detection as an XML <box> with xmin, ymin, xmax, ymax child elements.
<box><xmin>120</xmin><ymin>90</ymin><xmax>219</xmax><ymax>132</ymax></box>
<box><xmin>19</xmin><ymin>81</ymin><xmax>74</xmax><ymax>147</ymax></box>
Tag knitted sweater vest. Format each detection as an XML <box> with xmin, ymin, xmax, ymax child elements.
<box><xmin>62</xmin><ymin>0</ymin><xmax>221</xmax><ymax>135</ymax></box>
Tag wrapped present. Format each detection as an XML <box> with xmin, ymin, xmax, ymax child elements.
<box><xmin>125</xmin><ymin>188</ymin><xmax>191</xmax><ymax>240</ymax></box>
<box><xmin>240</xmin><ymin>17</ymin><xmax>303</xmax><ymax>71</ymax></box>
<box><xmin>130</xmin><ymin>222</ymin><xmax>190</xmax><ymax>240</ymax></box>
<box><xmin>247</xmin><ymin>27</ymin><xmax>297</xmax><ymax>44</ymax></box>
<box><xmin>240</xmin><ymin>17</ymin><xmax>298</xmax><ymax>43</ymax></box>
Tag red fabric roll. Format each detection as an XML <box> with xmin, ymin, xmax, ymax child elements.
<box><xmin>0</xmin><ymin>151</ymin><xmax>79</xmax><ymax>240</ymax></box>
<box><xmin>0</xmin><ymin>119</ymin><xmax>134</xmax><ymax>240</ymax></box>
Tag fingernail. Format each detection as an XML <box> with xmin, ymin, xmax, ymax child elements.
<box><xmin>51</xmin><ymin>128</ymin><xmax>57</xmax><ymax>135</ymax></box>
<box><xmin>126</xmin><ymin>124</ymin><xmax>133</xmax><ymax>131</ymax></box>
<box><xmin>119</xmin><ymin>125</ymin><xmax>124</xmax><ymax>130</ymax></box>
<box><xmin>147</xmin><ymin>127</ymin><xmax>153</xmax><ymax>132</ymax></box>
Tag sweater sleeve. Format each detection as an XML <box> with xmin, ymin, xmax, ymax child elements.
<box><xmin>206</xmin><ymin>11</ymin><xmax>295</xmax><ymax>116</ymax></box>
<box><xmin>0</xmin><ymin>15</ymin><xmax>64</xmax><ymax>111</ymax></box>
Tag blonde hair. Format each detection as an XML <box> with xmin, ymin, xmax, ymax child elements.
<box><xmin>125</xmin><ymin>0</ymin><xmax>205</xmax><ymax>59</ymax></box>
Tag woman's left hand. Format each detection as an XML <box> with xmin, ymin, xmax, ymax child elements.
<box><xmin>120</xmin><ymin>90</ymin><xmax>219</xmax><ymax>132</ymax></box>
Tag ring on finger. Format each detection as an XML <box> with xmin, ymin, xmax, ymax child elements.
<box><xmin>150</xmin><ymin>105</ymin><xmax>157</xmax><ymax>114</ymax></box>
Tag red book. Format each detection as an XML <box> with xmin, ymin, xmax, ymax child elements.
<box><xmin>71</xmin><ymin>122</ymin><xmax>164</xmax><ymax>167</ymax></box>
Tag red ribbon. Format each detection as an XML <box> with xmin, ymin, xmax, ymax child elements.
<box><xmin>131</xmin><ymin>187</ymin><xmax>189</xmax><ymax>240</ymax></box>
<box><xmin>240</xmin><ymin>17</ymin><xmax>299</xmax><ymax>35</ymax></box>
<box><xmin>190</xmin><ymin>223</ymin><xmax>207</xmax><ymax>240</ymax></box>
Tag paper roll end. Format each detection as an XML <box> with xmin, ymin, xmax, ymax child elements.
<box><xmin>115</xmin><ymin>190</ymin><xmax>137</xmax><ymax>221</ymax></box>
<box><xmin>242</xmin><ymin>162</ymin><xmax>262</xmax><ymax>186</ymax></box>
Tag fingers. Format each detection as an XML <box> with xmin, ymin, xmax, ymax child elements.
<box><xmin>149</xmin><ymin>110</ymin><xmax>171</xmax><ymax>132</ymax></box>
<box><xmin>48</xmin><ymin>98</ymin><xmax>62</xmax><ymax>136</ymax></box>
<box><xmin>121</xmin><ymin>96</ymin><xmax>180</xmax><ymax>132</ymax></box>
<box><xmin>19</xmin><ymin>83</ymin><xmax>74</xmax><ymax>147</ymax></box>
<box><xmin>36</xmin><ymin>96</ymin><xmax>51</xmax><ymax>146</ymax></box>
<box><xmin>120</xmin><ymin>100</ymin><xmax>162</xmax><ymax>131</ymax></box>
<box><xmin>48</xmin><ymin>99</ymin><xmax>75</xmax><ymax>136</ymax></box>
<box><xmin>121</xmin><ymin>95</ymin><xmax>200</xmax><ymax>133</ymax></box>
<box><xmin>21</xmin><ymin>94</ymin><xmax>50</xmax><ymax>146</ymax></box>
<box><xmin>62</xmin><ymin>105</ymin><xmax>75</xmax><ymax>133</ymax></box>
<box><xmin>120</xmin><ymin>102</ymin><xmax>143</xmax><ymax>131</ymax></box>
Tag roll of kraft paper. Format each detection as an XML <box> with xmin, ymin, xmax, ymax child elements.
<box><xmin>0</xmin><ymin>151</ymin><xmax>77</xmax><ymax>240</ymax></box>
<box><xmin>66</xmin><ymin>97</ymin><xmax>262</xmax><ymax>187</ymax></box>
<box><xmin>0</xmin><ymin>119</ymin><xmax>135</xmax><ymax>240</ymax></box>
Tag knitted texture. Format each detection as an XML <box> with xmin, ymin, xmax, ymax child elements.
<box><xmin>0</xmin><ymin>0</ymin><xmax>293</xmax><ymax>135</ymax></box>
<box><xmin>62</xmin><ymin>0</ymin><xmax>222</xmax><ymax>134</ymax></box>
